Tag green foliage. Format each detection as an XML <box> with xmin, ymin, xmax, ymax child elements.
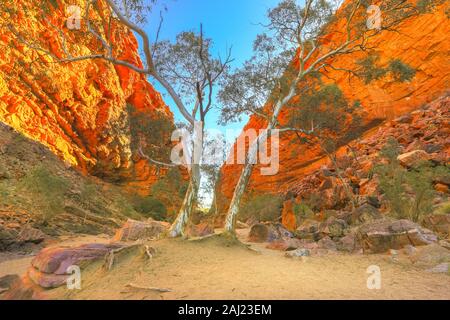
<box><xmin>357</xmin><ymin>56</ymin><xmax>387</xmax><ymax>84</ymax></box>
<box><xmin>20</xmin><ymin>165</ymin><xmax>70</xmax><ymax>222</ymax></box>
<box><xmin>434</xmin><ymin>202</ymin><xmax>450</xmax><ymax>215</ymax></box>
<box><xmin>238</xmin><ymin>194</ymin><xmax>283</xmax><ymax>222</ymax></box>
<box><xmin>293</xmin><ymin>202</ymin><xmax>315</xmax><ymax>223</ymax></box>
<box><xmin>375</xmin><ymin>138</ymin><xmax>445</xmax><ymax>222</ymax></box>
<box><xmin>388</xmin><ymin>59</ymin><xmax>416</xmax><ymax>82</ymax></box>
<box><xmin>357</xmin><ymin>56</ymin><xmax>416</xmax><ymax>84</ymax></box>
<box><xmin>131</xmin><ymin>195</ymin><xmax>167</xmax><ymax>221</ymax></box>
<box><xmin>151</xmin><ymin>168</ymin><xmax>188</xmax><ymax>219</ymax></box>
<box><xmin>127</xmin><ymin>104</ymin><xmax>174</xmax><ymax>162</ymax></box>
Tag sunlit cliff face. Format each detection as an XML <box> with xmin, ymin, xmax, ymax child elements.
<box><xmin>217</xmin><ymin>2</ymin><xmax>449</xmax><ymax>211</ymax></box>
<box><xmin>0</xmin><ymin>0</ymin><xmax>173</xmax><ymax>188</ymax></box>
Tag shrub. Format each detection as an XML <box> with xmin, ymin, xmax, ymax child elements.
<box><xmin>375</xmin><ymin>138</ymin><xmax>444</xmax><ymax>222</ymax></box>
<box><xmin>20</xmin><ymin>165</ymin><xmax>70</xmax><ymax>222</ymax></box>
<box><xmin>293</xmin><ymin>203</ymin><xmax>315</xmax><ymax>223</ymax></box>
<box><xmin>131</xmin><ymin>196</ymin><xmax>167</xmax><ymax>221</ymax></box>
<box><xmin>238</xmin><ymin>194</ymin><xmax>283</xmax><ymax>223</ymax></box>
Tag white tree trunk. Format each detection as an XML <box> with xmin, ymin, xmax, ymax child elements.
<box><xmin>224</xmin><ymin>131</ymin><xmax>269</xmax><ymax>233</ymax></box>
<box><xmin>168</xmin><ymin>171</ymin><xmax>199</xmax><ymax>237</ymax></box>
<box><xmin>169</xmin><ymin>121</ymin><xmax>204</xmax><ymax>237</ymax></box>
<box><xmin>223</xmin><ymin>82</ymin><xmax>299</xmax><ymax>234</ymax></box>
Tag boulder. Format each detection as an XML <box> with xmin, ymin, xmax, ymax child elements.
<box><xmin>397</xmin><ymin>150</ymin><xmax>430</xmax><ymax>168</ymax></box>
<box><xmin>0</xmin><ymin>274</ymin><xmax>21</xmax><ymax>294</ymax></box>
<box><xmin>17</xmin><ymin>226</ymin><xmax>46</xmax><ymax>244</ymax></box>
<box><xmin>426</xmin><ymin>263</ymin><xmax>449</xmax><ymax>274</ymax></box>
<box><xmin>28</xmin><ymin>243</ymin><xmax>125</xmax><ymax>289</ymax></box>
<box><xmin>422</xmin><ymin>214</ymin><xmax>450</xmax><ymax>238</ymax></box>
<box><xmin>337</xmin><ymin>233</ymin><xmax>361</xmax><ymax>253</ymax></box>
<box><xmin>113</xmin><ymin>219</ymin><xmax>169</xmax><ymax>242</ymax></box>
<box><xmin>319</xmin><ymin>217</ymin><xmax>348</xmax><ymax>239</ymax></box>
<box><xmin>408</xmin><ymin>244</ymin><xmax>450</xmax><ymax>269</ymax></box>
<box><xmin>248</xmin><ymin>223</ymin><xmax>293</xmax><ymax>243</ymax></box>
<box><xmin>285</xmin><ymin>248</ymin><xmax>310</xmax><ymax>258</ymax></box>
<box><xmin>350</xmin><ymin>204</ymin><xmax>382</xmax><ymax>225</ymax></box>
<box><xmin>0</xmin><ymin>225</ymin><xmax>16</xmax><ymax>250</ymax></box>
<box><xmin>317</xmin><ymin>236</ymin><xmax>337</xmax><ymax>251</ymax></box>
<box><xmin>295</xmin><ymin>219</ymin><xmax>320</xmax><ymax>241</ymax></box>
<box><xmin>266</xmin><ymin>238</ymin><xmax>305</xmax><ymax>251</ymax></box>
<box><xmin>357</xmin><ymin>219</ymin><xmax>438</xmax><ymax>253</ymax></box>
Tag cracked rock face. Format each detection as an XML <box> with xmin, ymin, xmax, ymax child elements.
<box><xmin>0</xmin><ymin>0</ymin><xmax>173</xmax><ymax>189</ymax></box>
<box><xmin>357</xmin><ymin>219</ymin><xmax>438</xmax><ymax>254</ymax></box>
<box><xmin>217</xmin><ymin>2</ymin><xmax>449</xmax><ymax>220</ymax></box>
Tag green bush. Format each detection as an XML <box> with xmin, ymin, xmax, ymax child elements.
<box><xmin>293</xmin><ymin>203</ymin><xmax>315</xmax><ymax>223</ymax></box>
<box><xmin>20</xmin><ymin>165</ymin><xmax>70</xmax><ymax>222</ymax></box>
<box><xmin>238</xmin><ymin>194</ymin><xmax>283</xmax><ymax>223</ymax></box>
<box><xmin>131</xmin><ymin>196</ymin><xmax>167</xmax><ymax>221</ymax></box>
<box><xmin>375</xmin><ymin>138</ymin><xmax>446</xmax><ymax>222</ymax></box>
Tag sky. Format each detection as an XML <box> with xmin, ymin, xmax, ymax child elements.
<box><xmin>143</xmin><ymin>0</ymin><xmax>281</xmax><ymax>134</ymax></box>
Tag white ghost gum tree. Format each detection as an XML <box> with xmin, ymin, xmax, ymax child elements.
<box><xmin>218</xmin><ymin>0</ymin><xmax>434</xmax><ymax>235</ymax></box>
<box><xmin>3</xmin><ymin>0</ymin><xmax>232</xmax><ymax>237</ymax></box>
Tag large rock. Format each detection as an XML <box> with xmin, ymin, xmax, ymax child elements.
<box><xmin>248</xmin><ymin>223</ymin><xmax>293</xmax><ymax>243</ymax></box>
<box><xmin>337</xmin><ymin>233</ymin><xmax>361</xmax><ymax>253</ymax></box>
<box><xmin>29</xmin><ymin>243</ymin><xmax>125</xmax><ymax>289</ymax></box>
<box><xmin>319</xmin><ymin>217</ymin><xmax>348</xmax><ymax>239</ymax></box>
<box><xmin>357</xmin><ymin>219</ymin><xmax>438</xmax><ymax>253</ymax></box>
<box><xmin>397</xmin><ymin>150</ymin><xmax>430</xmax><ymax>168</ymax></box>
<box><xmin>408</xmin><ymin>244</ymin><xmax>450</xmax><ymax>269</ymax></box>
<box><xmin>350</xmin><ymin>204</ymin><xmax>382</xmax><ymax>225</ymax></box>
<box><xmin>17</xmin><ymin>226</ymin><xmax>46</xmax><ymax>244</ymax></box>
<box><xmin>422</xmin><ymin>214</ymin><xmax>450</xmax><ymax>238</ymax></box>
<box><xmin>113</xmin><ymin>219</ymin><xmax>169</xmax><ymax>242</ymax></box>
<box><xmin>295</xmin><ymin>219</ymin><xmax>320</xmax><ymax>241</ymax></box>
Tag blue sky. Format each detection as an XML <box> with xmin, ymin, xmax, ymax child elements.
<box><xmin>143</xmin><ymin>0</ymin><xmax>281</xmax><ymax>134</ymax></box>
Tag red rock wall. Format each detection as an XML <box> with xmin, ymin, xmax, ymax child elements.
<box><xmin>0</xmin><ymin>0</ymin><xmax>172</xmax><ymax>191</ymax></box>
<box><xmin>218</xmin><ymin>3</ymin><xmax>449</xmax><ymax>216</ymax></box>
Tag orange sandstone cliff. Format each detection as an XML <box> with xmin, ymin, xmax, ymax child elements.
<box><xmin>217</xmin><ymin>3</ymin><xmax>450</xmax><ymax>217</ymax></box>
<box><xmin>0</xmin><ymin>0</ymin><xmax>172</xmax><ymax>192</ymax></box>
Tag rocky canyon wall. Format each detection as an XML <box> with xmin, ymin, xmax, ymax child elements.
<box><xmin>0</xmin><ymin>0</ymin><xmax>173</xmax><ymax>192</ymax></box>
<box><xmin>217</xmin><ymin>2</ymin><xmax>449</xmax><ymax>216</ymax></box>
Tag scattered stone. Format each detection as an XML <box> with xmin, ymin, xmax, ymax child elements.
<box><xmin>113</xmin><ymin>219</ymin><xmax>169</xmax><ymax>242</ymax></box>
<box><xmin>409</xmin><ymin>244</ymin><xmax>450</xmax><ymax>269</ymax></box>
<box><xmin>317</xmin><ymin>236</ymin><xmax>337</xmax><ymax>251</ymax></box>
<box><xmin>426</xmin><ymin>263</ymin><xmax>449</xmax><ymax>274</ymax></box>
<box><xmin>337</xmin><ymin>233</ymin><xmax>359</xmax><ymax>253</ymax></box>
<box><xmin>397</xmin><ymin>150</ymin><xmax>430</xmax><ymax>168</ymax></box>
<box><xmin>17</xmin><ymin>226</ymin><xmax>46</xmax><ymax>244</ymax></box>
<box><xmin>402</xmin><ymin>245</ymin><xmax>418</xmax><ymax>256</ymax></box>
<box><xmin>357</xmin><ymin>219</ymin><xmax>438</xmax><ymax>253</ymax></box>
<box><xmin>285</xmin><ymin>248</ymin><xmax>310</xmax><ymax>258</ymax></box>
<box><xmin>266</xmin><ymin>238</ymin><xmax>304</xmax><ymax>251</ymax></box>
<box><xmin>319</xmin><ymin>217</ymin><xmax>348</xmax><ymax>239</ymax></box>
<box><xmin>0</xmin><ymin>274</ymin><xmax>21</xmax><ymax>292</ymax></box>
<box><xmin>295</xmin><ymin>219</ymin><xmax>320</xmax><ymax>241</ymax></box>
<box><xmin>248</xmin><ymin>223</ymin><xmax>293</xmax><ymax>243</ymax></box>
<box><xmin>350</xmin><ymin>204</ymin><xmax>382</xmax><ymax>225</ymax></box>
<box><xmin>422</xmin><ymin>214</ymin><xmax>450</xmax><ymax>238</ymax></box>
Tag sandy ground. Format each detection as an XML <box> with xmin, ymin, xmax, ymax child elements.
<box><xmin>1</xmin><ymin>230</ymin><xmax>449</xmax><ymax>300</ymax></box>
